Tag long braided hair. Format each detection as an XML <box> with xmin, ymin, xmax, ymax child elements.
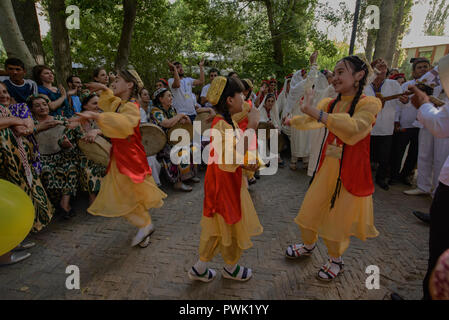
<box><xmin>214</xmin><ymin>76</ymin><xmax>245</xmax><ymax>130</ymax></box>
<box><xmin>327</xmin><ymin>56</ymin><xmax>369</xmax><ymax>209</ymax></box>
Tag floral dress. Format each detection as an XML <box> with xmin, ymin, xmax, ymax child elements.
<box><xmin>150</xmin><ymin>105</ymin><xmax>197</xmax><ymax>184</ymax></box>
<box><xmin>35</xmin><ymin>116</ymin><xmax>80</xmax><ymax>204</ymax></box>
<box><xmin>0</xmin><ymin>105</ymin><xmax>54</xmax><ymax>232</ymax></box>
<box><xmin>68</xmin><ymin>121</ymin><xmax>106</xmax><ymax>194</ymax></box>
<box><xmin>8</xmin><ymin>103</ymin><xmax>41</xmax><ymax>174</ymax></box>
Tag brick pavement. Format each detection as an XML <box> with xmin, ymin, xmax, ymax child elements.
<box><xmin>0</xmin><ymin>162</ymin><xmax>432</xmax><ymax>300</ymax></box>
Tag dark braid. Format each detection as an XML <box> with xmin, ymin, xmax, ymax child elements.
<box><xmin>328</xmin><ymin>55</ymin><xmax>369</xmax><ymax>209</ymax></box>
<box><xmin>222</xmin><ymin>108</ymin><xmax>235</xmax><ymax>130</ymax></box>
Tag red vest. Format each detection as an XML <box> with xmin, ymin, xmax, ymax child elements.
<box><xmin>203</xmin><ymin>117</ymin><xmax>243</xmax><ymax>224</ymax></box>
<box><xmin>107</xmin><ymin>102</ymin><xmax>152</xmax><ymax>184</ymax></box>
<box><xmin>317</xmin><ymin>98</ymin><xmax>374</xmax><ymax>197</ymax></box>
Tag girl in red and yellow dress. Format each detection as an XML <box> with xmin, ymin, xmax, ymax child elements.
<box><xmin>76</xmin><ymin>70</ymin><xmax>167</xmax><ymax>248</ymax></box>
<box><xmin>188</xmin><ymin>76</ymin><xmax>263</xmax><ymax>282</ymax></box>
<box><xmin>284</xmin><ymin>56</ymin><xmax>382</xmax><ymax>281</ymax></box>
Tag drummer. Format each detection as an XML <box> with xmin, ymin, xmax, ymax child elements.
<box><xmin>258</xmin><ymin>93</ymin><xmax>285</xmax><ymax>167</ymax></box>
<box><xmin>151</xmin><ymin>88</ymin><xmax>200</xmax><ymax>192</ymax></box>
<box><xmin>28</xmin><ymin>94</ymin><xmax>81</xmax><ymax>219</ymax></box>
<box><xmin>74</xmin><ymin>93</ymin><xmax>107</xmax><ymax>205</ymax></box>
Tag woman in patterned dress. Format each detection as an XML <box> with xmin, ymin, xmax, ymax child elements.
<box><xmin>69</xmin><ymin>93</ymin><xmax>106</xmax><ymax>206</ymax></box>
<box><xmin>0</xmin><ymin>83</ymin><xmax>54</xmax><ymax>233</ymax></box>
<box><xmin>150</xmin><ymin>88</ymin><xmax>200</xmax><ymax>192</ymax></box>
<box><xmin>28</xmin><ymin>94</ymin><xmax>80</xmax><ymax>219</ymax></box>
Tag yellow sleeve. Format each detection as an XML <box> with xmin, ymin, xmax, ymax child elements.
<box><xmin>96</xmin><ymin>96</ymin><xmax>140</xmax><ymax>139</ymax></box>
<box><xmin>326</xmin><ymin>96</ymin><xmax>382</xmax><ymax>146</ymax></box>
<box><xmin>212</xmin><ymin>119</ymin><xmax>241</xmax><ymax>173</ymax></box>
<box><xmin>290</xmin><ymin>98</ymin><xmax>332</xmax><ymax>131</ymax></box>
<box><xmin>98</xmin><ymin>89</ymin><xmax>122</xmax><ymax>113</ymax></box>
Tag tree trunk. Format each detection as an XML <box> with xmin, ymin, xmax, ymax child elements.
<box><xmin>264</xmin><ymin>0</ymin><xmax>284</xmax><ymax>79</ymax></box>
<box><xmin>114</xmin><ymin>0</ymin><xmax>138</xmax><ymax>70</ymax></box>
<box><xmin>12</xmin><ymin>0</ymin><xmax>45</xmax><ymax>65</ymax></box>
<box><xmin>373</xmin><ymin>0</ymin><xmax>395</xmax><ymax>63</ymax></box>
<box><xmin>385</xmin><ymin>0</ymin><xmax>405</xmax><ymax>66</ymax></box>
<box><xmin>0</xmin><ymin>0</ymin><xmax>36</xmax><ymax>73</ymax></box>
<box><xmin>392</xmin><ymin>48</ymin><xmax>402</xmax><ymax>68</ymax></box>
<box><xmin>365</xmin><ymin>30</ymin><xmax>377</xmax><ymax>63</ymax></box>
<box><xmin>47</xmin><ymin>0</ymin><xmax>72</xmax><ymax>87</ymax></box>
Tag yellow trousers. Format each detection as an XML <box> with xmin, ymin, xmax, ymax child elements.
<box><xmin>123</xmin><ymin>208</ymin><xmax>152</xmax><ymax>228</ymax></box>
<box><xmin>300</xmin><ymin>226</ymin><xmax>350</xmax><ymax>258</ymax></box>
<box><xmin>199</xmin><ymin>236</ymin><xmax>243</xmax><ymax>265</ymax></box>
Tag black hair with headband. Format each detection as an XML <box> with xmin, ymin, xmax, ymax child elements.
<box><xmin>214</xmin><ymin>76</ymin><xmax>245</xmax><ymax>129</ymax></box>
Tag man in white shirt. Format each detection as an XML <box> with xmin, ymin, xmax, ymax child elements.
<box><xmin>168</xmin><ymin>60</ymin><xmax>205</xmax><ymax>123</ymax></box>
<box><xmin>364</xmin><ymin>58</ymin><xmax>403</xmax><ymax>190</ymax></box>
<box><xmin>200</xmin><ymin>68</ymin><xmax>219</xmax><ymax>108</ymax></box>
<box><xmin>404</xmin><ymin>60</ymin><xmax>449</xmax><ymax>197</ymax></box>
<box><xmin>408</xmin><ymin>84</ymin><xmax>449</xmax><ymax>300</ymax></box>
<box><xmin>390</xmin><ymin>58</ymin><xmax>431</xmax><ymax>186</ymax></box>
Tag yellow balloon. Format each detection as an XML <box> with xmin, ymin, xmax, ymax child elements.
<box><xmin>0</xmin><ymin>179</ymin><xmax>35</xmax><ymax>256</ymax></box>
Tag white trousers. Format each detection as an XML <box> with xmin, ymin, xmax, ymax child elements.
<box><xmin>307</xmin><ymin>127</ymin><xmax>327</xmax><ymax>177</ymax></box>
<box><xmin>417</xmin><ymin>127</ymin><xmax>449</xmax><ymax>194</ymax></box>
<box><xmin>147</xmin><ymin>155</ymin><xmax>161</xmax><ymax>186</ymax></box>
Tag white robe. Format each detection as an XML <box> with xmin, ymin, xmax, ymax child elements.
<box><xmin>307</xmin><ymin>85</ymin><xmax>337</xmax><ymax>176</ymax></box>
<box><xmin>277</xmin><ymin>79</ymin><xmax>291</xmax><ymax>137</ymax></box>
<box><xmin>287</xmin><ymin>66</ymin><xmax>330</xmax><ymax>163</ymax></box>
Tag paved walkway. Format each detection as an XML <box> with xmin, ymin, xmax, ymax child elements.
<box><xmin>0</xmin><ymin>162</ymin><xmax>431</xmax><ymax>300</ymax></box>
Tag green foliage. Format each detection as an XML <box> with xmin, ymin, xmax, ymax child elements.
<box><xmin>0</xmin><ymin>39</ymin><xmax>7</xmax><ymax>67</ymax></box>
<box><xmin>424</xmin><ymin>0</ymin><xmax>449</xmax><ymax>36</ymax></box>
<box><xmin>39</xmin><ymin>0</ymin><xmax>344</xmax><ymax>90</ymax></box>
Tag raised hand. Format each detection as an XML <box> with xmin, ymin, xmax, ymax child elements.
<box><xmin>167</xmin><ymin>60</ymin><xmax>176</xmax><ymax>71</ymax></box>
<box><xmin>58</xmin><ymin>85</ymin><xmax>67</xmax><ymax>98</ymax></box>
<box><xmin>301</xmin><ymin>88</ymin><xmax>314</xmax><ymax>113</ymax></box>
<box><xmin>199</xmin><ymin>57</ymin><xmax>205</xmax><ymax>68</ymax></box>
<box><xmin>85</xmin><ymin>82</ymin><xmax>108</xmax><ymax>93</ymax></box>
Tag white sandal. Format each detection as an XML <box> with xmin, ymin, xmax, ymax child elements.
<box><xmin>317</xmin><ymin>259</ymin><xmax>344</xmax><ymax>282</ymax></box>
<box><xmin>188</xmin><ymin>267</ymin><xmax>217</xmax><ymax>283</ymax></box>
<box><xmin>285</xmin><ymin>244</ymin><xmax>315</xmax><ymax>259</ymax></box>
<box><xmin>221</xmin><ymin>265</ymin><xmax>252</xmax><ymax>282</ymax></box>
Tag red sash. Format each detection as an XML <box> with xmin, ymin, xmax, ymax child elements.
<box><xmin>203</xmin><ymin>117</ymin><xmax>243</xmax><ymax>224</ymax></box>
<box><xmin>317</xmin><ymin>97</ymin><xmax>374</xmax><ymax>197</ymax></box>
<box><xmin>107</xmin><ymin>101</ymin><xmax>152</xmax><ymax>183</ymax></box>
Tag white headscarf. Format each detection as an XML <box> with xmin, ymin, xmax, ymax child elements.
<box><xmin>286</xmin><ymin>66</ymin><xmax>332</xmax><ymax>116</ymax></box>
<box><xmin>277</xmin><ymin>78</ymin><xmax>291</xmax><ymax>119</ymax></box>
<box><xmin>258</xmin><ymin>93</ymin><xmax>281</xmax><ymax>129</ymax></box>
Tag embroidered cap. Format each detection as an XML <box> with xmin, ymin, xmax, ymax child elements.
<box><xmin>206</xmin><ymin>76</ymin><xmax>227</xmax><ymax>106</ymax></box>
<box><xmin>128</xmin><ymin>69</ymin><xmax>144</xmax><ymax>90</ymax></box>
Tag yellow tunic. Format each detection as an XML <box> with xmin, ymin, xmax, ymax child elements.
<box><xmin>290</xmin><ymin>95</ymin><xmax>381</xmax><ymax>243</ymax></box>
<box><xmin>87</xmin><ymin>90</ymin><xmax>167</xmax><ymax>228</ymax></box>
<box><xmin>199</xmin><ymin>119</ymin><xmax>263</xmax><ymax>265</ymax></box>
<box><xmin>232</xmin><ymin>103</ymin><xmax>263</xmax><ymax>179</ymax></box>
